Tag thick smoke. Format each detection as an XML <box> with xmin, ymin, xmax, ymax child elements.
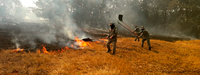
<box><xmin>0</xmin><ymin>0</ymin><xmax>89</xmax><ymax>49</ymax></box>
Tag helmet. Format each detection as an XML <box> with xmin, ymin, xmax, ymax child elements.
<box><xmin>110</xmin><ymin>22</ymin><xmax>114</xmax><ymax>24</ymax></box>
<box><xmin>141</xmin><ymin>26</ymin><xmax>145</xmax><ymax>29</ymax></box>
<box><xmin>109</xmin><ymin>22</ymin><xmax>114</xmax><ymax>25</ymax></box>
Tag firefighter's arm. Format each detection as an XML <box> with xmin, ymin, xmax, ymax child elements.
<box><xmin>106</xmin><ymin>35</ymin><xmax>110</xmax><ymax>39</ymax></box>
<box><xmin>110</xmin><ymin>27</ymin><xmax>118</xmax><ymax>39</ymax></box>
<box><xmin>133</xmin><ymin>28</ymin><xmax>137</xmax><ymax>32</ymax></box>
<box><xmin>138</xmin><ymin>32</ymin><xmax>143</xmax><ymax>38</ymax></box>
<box><xmin>106</xmin><ymin>29</ymin><xmax>111</xmax><ymax>39</ymax></box>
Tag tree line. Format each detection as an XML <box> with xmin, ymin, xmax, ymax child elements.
<box><xmin>1</xmin><ymin>0</ymin><xmax>200</xmax><ymax>38</ymax></box>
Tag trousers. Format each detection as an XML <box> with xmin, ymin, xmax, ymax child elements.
<box><xmin>106</xmin><ymin>39</ymin><xmax>117</xmax><ymax>53</ymax></box>
<box><xmin>142</xmin><ymin>38</ymin><xmax>151</xmax><ymax>47</ymax></box>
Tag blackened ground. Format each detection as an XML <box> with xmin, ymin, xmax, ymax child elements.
<box><xmin>83</xmin><ymin>28</ymin><xmax>190</xmax><ymax>42</ymax></box>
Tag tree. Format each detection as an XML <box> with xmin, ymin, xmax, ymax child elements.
<box><xmin>0</xmin><ymin>0</ymin><xmax>24</xmax><ymax>21</ymax></box>
<box><xmin>168</xmin><ymin>0</ymin><xmax>200</xmax><ymax>37</ymax></box>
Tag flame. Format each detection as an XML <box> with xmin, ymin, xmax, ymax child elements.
<box><xmin>52</xmin><ymin>51</ymin><xmax>56</xmax><ymax>54</ymax></box>
<box><xmin>74</xmin><ymin>37</ymin><xmax>92</xmax><ymax>47</ymax></box>
<box><xmin>12</xmin><ymin>37</ymin><xmax>104</xmax><ymax>54</ymax></box>
<box><xmin>11</xmin><ymin>45</ymin><xmax>71</xmax><ymax>54</ymax></box>
<box><xmin>12</xmin><ymin>48</ymin><xmax>24</xmax><ymax>53</ymax></box>
<box><xmin>71</xmin><ymin>45</ymin><xmax>74</xmax><ymax>48</ymax></box>
<box><xmin>61</xmin><ymin>49</ymin><xmax>65</xmax><ymax>53</ymax></box>
<box><xmin>37</xmin><ymin>49</ymin><xmax>41</xmax><ymax>53</ymax></box>
<box><xmin>65</xmin><ymin>47</ymin><xmax>69</xmax><ymax>49</ymax></box>
<box><xmin>41</xmin><ymin>46</ymin><xmax>49</xmax><ymax>54</ymax></box>
<box><xmin>36</xmin><ymin>46</ymin><xmax>70</xmax><ymax>54</ymax></box>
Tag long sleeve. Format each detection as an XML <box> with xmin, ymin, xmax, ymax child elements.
<box><xmin>112</xmin><ymin>27</ymin><xmax>118</xmax><ymax>38</ymax></box>
<box><xmin>107</xmin><ymin>29</ymin><xmax>111</xmax><ymax>37</ymax></box>
<box><xmin>139</xmin><ymin>32</ymin><xmax>143</xmax><ymax>37</ymax></box>
<box><xmin>134</xmin><ymin>28</ymin><xmax>137</xmax><ymax>32</ymax></box>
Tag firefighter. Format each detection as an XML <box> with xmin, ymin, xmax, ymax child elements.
<box><xmin>139</xmin><ymin>26</ymin><xmax>151</xmax><ymax>50</ymax></box>
<box><xmin>106</xmin><ymin>22</ymin><xmax>118</xmax><ymax>55</ymax></box>
<box><xmin>133</xmin><ymin>26</ymin><xmax>140</xmax><ymax>41</ymax></box>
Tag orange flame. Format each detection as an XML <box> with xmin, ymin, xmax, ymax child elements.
<box><xmin>65</xmin><ymin>47</ymin><xmax>69</xmax><ymax>49</ymax></box>
<box><xmin>36</xmin><ymin>46</ymin><xmax>70</xmax><ymax>54</ymax></box>
<box><xmin>52</xmin><ymin>51</ymin><xmax>56</xmax><ymax>54</ymax></box>
<box><xmin>41</xmin><ymin>46</ymin><xmax>49</xmax><ymax>54</ymax></box>
<box><xmin>12</xmin><ymin>37</ymin><xmax>98</xmax><ymax>54</ymax></box>
<box><xmin>71</xmin><ymin>45</ymin><xmax>74</xmax><ymax>48</ymax></box>
<box><xmin>37</xmin><ymin>49</ymin><xmax>41</xmax><ymax>53</ymax></box>
<box><xmin>75</xmin><ymin>37</ymin><xmax>92</xmax><ymax>47</ymax></box>
<box><xmin>12</xmin><ymin>45</ymin><xmax>71</xmax><ymax>54</ymax></box>
<box><xmin>61</xmin><ymin>49</ymin><xmax>65</xmax><ymax>53</ymax></box>
<box><xmin>12</xmin><ymin>48</ymin><xmax>24</xmax><ymax>53</ymax></box>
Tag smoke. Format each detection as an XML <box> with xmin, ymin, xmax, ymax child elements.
<box><xmin>0</xmin><ymin>0</ymin><xmax>196</xmax><ymax>49</ymax></box>
<box><xmin>0</xmin><ymin>0</ymin><xmax>90</xmax><ymax>49</ymax></box>
<box><xmin>102</xmin><ymin>0</ymin><xmax>143</xmax><ymax>30</ymax></box>
<box><xmin>100</xmin><ymin>0</ymin><xmax>196</xmax><ymax>39</ymax></box>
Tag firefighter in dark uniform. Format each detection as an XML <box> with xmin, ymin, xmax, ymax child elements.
<box><xmin>133</xmin><ymin>26</ymin><xmax>140</xmax><ymax>41</ymax></box>
<box><xmin>139</xmin><ymin>26</ymin><xmax>151</xmax><ymax>50</ymax></box>
<box><xmin>106</xmin><ymin>22</ymin><xmax>118</xmax><ymax>55</ymax></box>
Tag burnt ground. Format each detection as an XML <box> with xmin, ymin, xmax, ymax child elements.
<box><xmin>83</xmin><ymin>28</ymin><xmax>190</xmax><ymax>42</ymax></box>
<box><xmin>0</xmin><ymin>31</ymin><xmax>64</xmax><ymax>52</ymax></box>
<box><xmin>0</xmin><ymin>23</ymin><xmax>190</xmax><ymax>52</ymax></box>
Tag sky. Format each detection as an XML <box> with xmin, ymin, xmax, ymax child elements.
<box><xmin>20</xmin><ymin>0</ymin><xmax>37</xmax><ymax>7</ymax></box>
<box><xmin>19</xmin><ymin>0</ymin><xmax>42</xmax><ymax>20</ymax></box>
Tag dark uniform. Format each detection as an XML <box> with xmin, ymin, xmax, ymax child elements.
<box><xmin>106</xmin><ymin>22</ymin><xmax>118</xmax><ymax>54</ymax></box>
<box><xmin>139</xmin><ymin>26</ymin><xmax>151</xmax><ymax>50</ymax></box>
<box><xmin>134</xmin><ymin>26</ymin><xmax>140</xmax><ymax>41</ymax></box>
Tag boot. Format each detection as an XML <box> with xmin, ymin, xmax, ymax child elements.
<box><xmin>112</xmin><ymin>52</ymin><xmax>115</xmax><ymax>55</ymax></box>
<box><xmin>149</xmin><ymin>47</ymin><xmax>151</xmax><ymax>50</ymax></box>
<box><xmin>106</xmin><ymin>49</ymin><xmax>111</xmax><ymax>53</ymax></box>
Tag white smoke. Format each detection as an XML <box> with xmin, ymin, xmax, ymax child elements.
<box><xmin>5</xmin><ymin>0</ymin><xmax>89</xmax><ymax>49</ymax></box>
<box><xmin>0</xmin><ymin>0</ymin><xmax>196</xmax><ymax>50</ymax></box>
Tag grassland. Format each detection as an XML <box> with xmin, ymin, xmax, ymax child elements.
<box><xmin>0</xmin><ymin>37</ymin><xmax>200</xmax><ymax>75</ymax></box>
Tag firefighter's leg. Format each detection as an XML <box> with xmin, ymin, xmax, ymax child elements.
<box><xmin>135</xmin><ymin>36</ymin><xmax>138</xmax><ymax>41</ymax></box>
<box><xmin>142</xmin><ymin>39</ymin><xmax>146</xmax><ymax>47</ymax></box>
<box><xmin>106</xmin><ymin>40</ymin><xmax>112</xmax><ymax>53</ymax></box>
<box><xmin>137</xmin><ymin>33</ymin><xmax>140</xmax><ymax>41</ymax></box>
<box><xmin>147</xmin><ymin>38</ymin><xmax>151</xmax><ymax>50</ymax></box>
<box><xmin>112</xmin><ymin>40</ymin><xmax>117</xmax><ymax>54</ymax></box>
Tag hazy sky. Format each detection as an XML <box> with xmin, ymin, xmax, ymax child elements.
<box><xmin>20</xmin><ymin>0</ymin><xmax>38</xmax><ymax>7</ymax></box>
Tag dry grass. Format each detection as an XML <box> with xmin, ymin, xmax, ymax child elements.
<box><xmin>0</xmin><ymin>37</ymin><xmax>200</xmax><ymax>75</ymax></box>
